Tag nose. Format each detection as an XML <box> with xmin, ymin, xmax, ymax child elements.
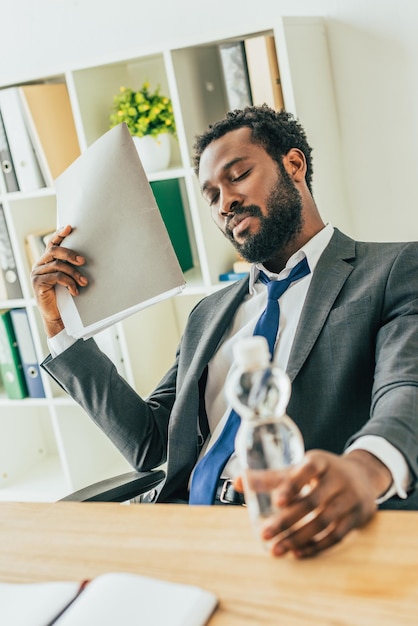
<box><xmin>219</xmin><ymin>189</ymin><xmax>241</xmax><ymax>217</ymax></box>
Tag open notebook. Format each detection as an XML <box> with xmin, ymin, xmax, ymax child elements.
<box><xmin>54</xmin><ymin>123</ymin><xmax>186</xmax><ymax>339</ymax></box>
<box><xmin>0</xmin><ymin>572</ymin><xmax>218</xmax><ymax>626</ymax></box>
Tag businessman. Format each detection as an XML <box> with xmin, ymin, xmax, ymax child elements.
<box><xmin>32</xmin><ymin>105</ymin><xmax>418</xmax><ymax>558</ymax></box>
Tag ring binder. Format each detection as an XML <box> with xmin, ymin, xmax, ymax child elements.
<box><xmin>0</xmin><ymin>110</ymin><xmax>19</xmax><ymax>193</ymax></box>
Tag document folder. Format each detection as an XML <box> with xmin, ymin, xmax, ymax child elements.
<box><xmin>0</xmin><ymin>309</ymin><xmax>28</xmax><ymax>399</ymax></box>
<box><xmin>54</xmin><ymin>123</ymin><xmax>185</xmax><ymax>339</ymax></box>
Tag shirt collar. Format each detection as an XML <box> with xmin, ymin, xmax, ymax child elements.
<box><xmin>248</xmin><ymin>223</ymin><xmax>334</xmax><ymax>293</ymax></box>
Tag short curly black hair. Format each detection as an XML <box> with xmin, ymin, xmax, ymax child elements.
<box><xmin>193</xmin><ymin>105</ymin><xmax>313</xmax><ymax>193</ymax></box>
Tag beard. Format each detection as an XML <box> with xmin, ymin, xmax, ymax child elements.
<box><xmin>224</xmin><ymin>168</ymin><xmax>304</xmax><ymax>263</ymax></box>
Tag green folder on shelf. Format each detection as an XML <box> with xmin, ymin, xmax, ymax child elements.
<box><xmin>150</xmin><ymin>179</ymin><xmax>193</xmax><ymax>273</ymax></box>
<box><xmin>0</xmin><ymin>309</ymin><xmax>28</xmax><ymax>399</ymax></box>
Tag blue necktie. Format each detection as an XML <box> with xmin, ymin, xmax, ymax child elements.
<box><xmin>188</xmin><ymin>256</ymin><xmax>310</xmax><ymax>505</ymax></box>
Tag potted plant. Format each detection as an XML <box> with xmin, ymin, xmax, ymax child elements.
<box><xmin>109</xmin><ymin>82</ymin><xmax>176</xmax><ymax>172</ymax></box>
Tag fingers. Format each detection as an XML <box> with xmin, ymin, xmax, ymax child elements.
<box><xmin>31</xmin><ymin>225</ymin><xmax>88</xmax><ymax>299</ymax></box>
<box><xmin>30</xmin><ymin>224</ymin><xmax>89</xmax><ymax>337</ymax></box>
<box><xmin>46</xmin><ymin>224</ymin><xmax>73</xmax><ymax>248</ymax></box>
<box><xmin>259</xmin><ymin>469</ymin><xmax>338</xmax><ymax>548</ymax></box>
<box><xmin>289</xmin><ymin>517</ymin><xmax>351</xmax><ymax>558</ymax></box>
<box><xmin>268</xmin><ymin>513</ymin><xmax>349</xmax><ymax>558</ymax></box>
<box><xmin>38</xmin><ymin>225</ymin><xmax>85</xmax><ymax>269</ymax></box>
<box><xmin>262</xmin><ymin>488</ymin><xmax>346</xmax><ymax>554</ymax></box>
<box><xmin>246</xmin><ymin>452</ymin><xmax>327</xmax><ymax>506</ymax></box>
<box><xmin>233</xmin><ymin>476</ymin><xmax>244</xmax><ymax>493</ymax></box>
<box><xmin>266</xmin><ymin>491</ymin><xmax>375</xmax><ymax>559</ymax></box>
<box><xmin>33</xmin><ymin>261</ymin><xmax>88</xmax><ymax>297</ymax></box>
<box><xmin>239</xmin><ymin>450</ymin><xmax>378</xmax><ymax>558</ymax></box>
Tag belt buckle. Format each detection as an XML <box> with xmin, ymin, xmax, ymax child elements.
<box><xmin>220</xmin><ymin>479</ymin><xmax>234</xmax><ymax>504</ymax></box>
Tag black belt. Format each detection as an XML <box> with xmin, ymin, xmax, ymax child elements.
<box><xmin>214</xmin><ymin>478</ymin><xmax>246</xmax><ymax>506</ymax></box>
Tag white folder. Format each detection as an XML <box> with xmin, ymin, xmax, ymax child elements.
<box><xmin>0</xmin><ymin>87</ymin><xmax>45</xmax><ymax>192</ymax></box>
<box><xmin>55</xmin><ymin>123</ymin><xmax>185</xmax><ymax>339</ymax></box>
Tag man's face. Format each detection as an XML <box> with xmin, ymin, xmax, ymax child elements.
<box><xmin>198</xmin><ymin>127</ymin><xmax>303</xmax><ymax>264</ymax></box>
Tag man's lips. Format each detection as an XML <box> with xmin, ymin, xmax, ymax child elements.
<box><xmin>227</xmin><ymin>213</ymin><xmax>254</xmax><ymax>238</ymax></box>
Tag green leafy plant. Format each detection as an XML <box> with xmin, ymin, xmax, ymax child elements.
<box><xmin>109</xmin><ymin>82</ymin><xmax>176</xmax><ymax>138</ymax></box>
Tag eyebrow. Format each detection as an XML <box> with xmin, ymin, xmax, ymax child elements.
<box><xmin>201</xmin><ymin>156</ymin><xmax>247</xmax><ymax>194</ymax></box>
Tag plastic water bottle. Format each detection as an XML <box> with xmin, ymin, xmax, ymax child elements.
<box><xmin>226</xmin><ymin>336</ymin><xmax>305</xmax><ymax>533</ymax></box>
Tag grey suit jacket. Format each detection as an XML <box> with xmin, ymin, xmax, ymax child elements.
<box><xmin>43</xmin><ymin>229</ymin><xmax>418</xmax><ymax>502</ymax></box>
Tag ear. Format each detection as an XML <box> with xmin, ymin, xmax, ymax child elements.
<box><xmin>282</xmin><ymin>148</ymin><xmax>306</xmax><ymax>184</ymax></box>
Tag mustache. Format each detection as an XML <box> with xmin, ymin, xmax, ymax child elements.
<box><xmin>225</xmin><ymin>204</ymin><xmax>263</xmax><ymax>231</ymax></box>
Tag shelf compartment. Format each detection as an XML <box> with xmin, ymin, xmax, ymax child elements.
<box><xmin>119</xmin><ymin>297</ymin><xmax>181</xmax><ymax>397</ymax></box>
<box><xmin>6</xmin><ymin>194</ymin><xmax>56</xmax><ymax>290</ymax></box>
<box><xmin>0</xmin><ymin>455</ymin><xmax>67</xmax><ymax>502</ymax></box>
<box><xmin>52</xmin><ymin>404</ymin><xmax>132</xmax><ymax>494</ymax></box>
<box><xmin>0</xmin><ymin>405</ymin><xmax>63</xmax><ymax>500</ymax></box>
<box><xmin>70</xmin><ymin>54</ymin><xmax>181</xmax><ymax>169</ymax></box>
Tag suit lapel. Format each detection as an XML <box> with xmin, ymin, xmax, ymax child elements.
<box><xmin>169</xmin><ymin>277</ymin><xmax>249</xmax><ymax>445</ymax></box>
<box><xmin>161</xmin><ymin>278</ymin><xmax>250</xmax><ymax>499</ymax></box>
<box><xmin>287</xmin><ymin>229</ymin><xmax>356</xmax><ymax>382</ymax></box>
<box><xmin>188</xmin><ymin>277</ymin><xmax>250</xmax><ymax>378</ymax></box>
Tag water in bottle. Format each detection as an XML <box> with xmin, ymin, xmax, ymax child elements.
<box><xmin>226</xmin><ymin>335</ymin><xmax>305</xmax><ymax>532</ymax></box>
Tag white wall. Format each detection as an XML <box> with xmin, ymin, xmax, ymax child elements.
<box><xmin>2</xmin><ymin>0</ymin><xmax>418</xmax><ymax>242</ymax></box>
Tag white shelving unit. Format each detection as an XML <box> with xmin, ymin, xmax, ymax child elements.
<box><xmin>0</xmin><ymin>16</ymin><xmax>347</xmax><ymax>501</ymax></box>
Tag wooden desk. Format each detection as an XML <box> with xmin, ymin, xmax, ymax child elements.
<box><xmin>0</xmin><ymin>503</ymin><xmax>417</xmax><ymax>625</ymax></box>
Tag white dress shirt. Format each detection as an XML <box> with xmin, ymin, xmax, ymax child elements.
<box><xmin>49</xmin><ymin>224</ymin><xmax>410</xmax><ymax>501</ymax></box>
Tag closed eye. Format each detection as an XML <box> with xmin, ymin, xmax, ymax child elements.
<box><xmin>207</xmin><ymin>192</ymin><xmax>219</xmax><ymax>207</ymax></box>
<box><xmin>231</xmin><ymin>169</ymin><xmax>250</xmax><ymax>183</ymax></box>
<box><xmin>203</xmin><ymin>168</ymin><xmax>251</xmax><ymax>206</ymax></box>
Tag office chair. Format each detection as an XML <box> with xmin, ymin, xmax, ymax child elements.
<box><xmin>60</xmin><ymin>469</ymin><xmax>165</xmax><ymax>503</ymax></box>
<box><xmin>379</xmin><ymin>489</ymin><xmax>418</xmax><ymax>510</ymax></box>
<box><xmin>60</xmin><ymin>469</ymin><xmax>418</xmax><ymax>510</ymax></box>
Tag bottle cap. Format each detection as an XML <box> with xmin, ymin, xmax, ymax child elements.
<box><xmin>233</xmin><ymin>336</ymin><xmax>270</xmax><ymax>369</ymax></box>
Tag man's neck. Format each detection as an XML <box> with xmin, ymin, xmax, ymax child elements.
<box><xmin>261</xmin><ymin>221</ymin><xmax>328</xmax><ymax>274</ymax></box>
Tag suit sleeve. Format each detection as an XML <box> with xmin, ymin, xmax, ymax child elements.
<box><xmin>347</xmin><ymin>242</ymin><xmax>418</xmax><ymax>484</ymax></box>
<box><xmin>42</xmin><ymin>337</ymin><xmax>179</xmax><ymax>471</ymax></box>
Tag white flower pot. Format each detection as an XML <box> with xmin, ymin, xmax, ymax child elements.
<box><xmin>133</xmin><ymin>133</ymin><xmax>171</xmax><ymax>173</ymax></box>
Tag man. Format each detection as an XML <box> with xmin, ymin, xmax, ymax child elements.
<box><xmin>32</xmin><ymin>106</ymin><xmax>418</xmax><ymax>559</ymax></box>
